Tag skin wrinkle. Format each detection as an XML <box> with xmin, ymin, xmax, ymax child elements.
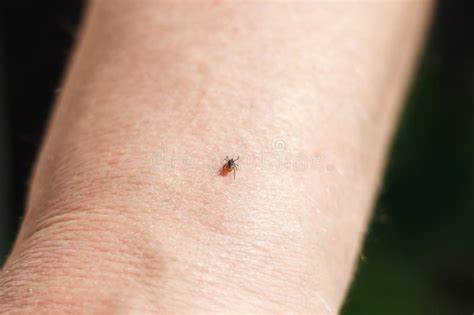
<box><xmin>18</xmin><ymin>190</ymin><xmax>312</xmax><ymax>312</ymax></box>
<box><xmin>22</xmin><ymin>154</ymin><xmax>324</xmax><ymax>312</ymax></box>
<box><xmin>8</xmin><ymin>183</ymin><xmax>318</xmax><ymax>312</ymax></box>
<box><xmin>2</xmin><ymin>225</ymin><xmax>166</xmax><ymax>312</ymax></box>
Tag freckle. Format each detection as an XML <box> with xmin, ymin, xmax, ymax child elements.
<box><xmin>107</xmin><ymin>159</ymin><xmax>119</xmax><ymax>166</ymax></box>
<box><xmin>326</xmin><ymin>164</ymin><xmax>334</xmax><ymax>171</ymax></box>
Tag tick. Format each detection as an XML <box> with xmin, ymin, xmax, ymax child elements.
<box><xmin>222</xmin><ymin>156</ymin><xmax>239</xmax><ymax>179</ymax></box>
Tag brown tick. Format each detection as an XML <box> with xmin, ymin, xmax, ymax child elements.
<box><xmin>222</xmin><ymin>156</ymin><xmax>239</xmax><ymax>179</ymax></box>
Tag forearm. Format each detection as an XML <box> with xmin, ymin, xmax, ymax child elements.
<box><xmin>1</xmin><ymin>1</ymin><xmax>432</xmax><ymax>313</ymax></box>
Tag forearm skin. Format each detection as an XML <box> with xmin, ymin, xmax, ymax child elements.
<box><xmin>0</xmin><ymin>1</ymin><xmax>432</xmax><ymax>313</ymax></box>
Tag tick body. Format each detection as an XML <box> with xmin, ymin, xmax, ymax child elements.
<box><xmin>223</xmin><ymin>156</ymin><xmax>239</xmax><ymax>179</ymax></box>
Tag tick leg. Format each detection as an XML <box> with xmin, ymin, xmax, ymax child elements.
<box><xmin>233</xmin><ymin>168</ymin><xmax>236</xmax><ymax>179</ymax></box>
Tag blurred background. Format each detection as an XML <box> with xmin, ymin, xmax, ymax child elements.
<box><xmin>0</xmin><ymin>1</ymin><xmax>473</xmax><ymax>314</ymax></box>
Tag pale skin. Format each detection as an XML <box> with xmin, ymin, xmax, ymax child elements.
<box><xmin>0</xmin><ymin>1</ymin><xmax>432</xmax><ymax>313</ymax></box>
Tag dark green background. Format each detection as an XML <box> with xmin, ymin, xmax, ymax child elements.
<box><xmin>1</xmin><ymin>1</ymin><xmax>473</xmax><ymax>314</ymax></box>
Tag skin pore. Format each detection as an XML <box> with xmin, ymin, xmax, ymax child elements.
<box><xmin>0</xmin><ymin>1</ymin><xmax>432</xmax><ymax>313</ymax></box>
